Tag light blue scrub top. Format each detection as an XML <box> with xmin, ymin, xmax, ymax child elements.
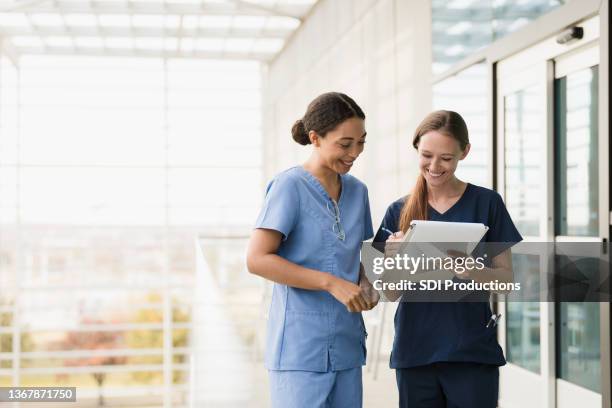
<box><xmin>255</xmin><ymin>166</ymin><xmax>374</xmax><ymax>372</ymax></box>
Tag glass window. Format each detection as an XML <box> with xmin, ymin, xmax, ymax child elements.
<box><xmin>0</xmin><ymin>57</ymin><xmax>19</xmax><ymax>166</ymax></box>
<box><xmin>432</xmin><ymin>0</ymin><xmax>567</xmax><ymax>74</ymax></box>
<box><xmin>557</xmin><ymin>301</ymin><xmax>600</xmax><ymax>392</ymax></box>
<box><xmin>0</xmin><ymin>57</ymin><xmax>19</xmax><ymax>289</ymax></box>
<box><xmin>19</xmin><ymin>167</ymin><xmax>166</xmax><ymax>225</ymax></box>
<box><xmin>555</xmin><ymin>66</ymin><xmax>599</xmax><ymax>236</ymax></box>
<box><xmin>504</xmin><ymin>85</ymin><xmax>542</xmax><ymax>237</ymax></box>
<box><xmin>433</xmin><ymin>62</ymin><xmax>490</xmax><ymax>187</ymax></box>
<box><xmin>506</xmin><ymin>254</ymin><xmax>541</xmax><ymax>373</ymax></box>
<box><xmin>0</xmin><ymin>56</ymin><xmax>262</xmax><ymax>398</ymax></box>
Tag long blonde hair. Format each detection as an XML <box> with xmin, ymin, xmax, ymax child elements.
<box><xmin>398</xmin><ymin>110</ymin><xmax>470</xmax><ymax>232</ymax></box>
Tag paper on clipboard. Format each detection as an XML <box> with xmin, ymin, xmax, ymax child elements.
<box><xmin>402</xmin><ymin>220</ymin><xmax>488</xmax><ymax>256</ymax></box>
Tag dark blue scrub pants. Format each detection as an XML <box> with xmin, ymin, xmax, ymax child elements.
<box><xmin>396</xmin><ymin>362</ymin><xmax>499</xmax><ymax>408</ymax></box>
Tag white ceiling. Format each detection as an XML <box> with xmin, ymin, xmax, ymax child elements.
<box><xmin>0</xmin><ymin>0</ymin><xmax>318</xmax><ymax>62</ymax></box>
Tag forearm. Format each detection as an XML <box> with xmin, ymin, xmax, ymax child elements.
<box><xmin>375</xmin><ymin>268</ymin><xmax>404</xmax><ymax>301</ymax></box>
<box><xmin>247</xmin><ymin>253</ymin><xmax>333</xmax><ymax>291</ymax></box>
<box><xmin>358</xmin><ymin>264</ymin><xmax>370</xmax><ymax>284</ymax></box>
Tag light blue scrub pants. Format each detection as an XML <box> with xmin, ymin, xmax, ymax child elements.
<box><xmin>269</xmin><ymin>367</ymin><xmax>363</xmax><ymax>408</ymax></box>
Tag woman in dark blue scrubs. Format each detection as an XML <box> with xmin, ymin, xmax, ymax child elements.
<box><xmin>373</xmin><ymin>110</ymin><xmax>522</xmax><ymax>408</ymax></box>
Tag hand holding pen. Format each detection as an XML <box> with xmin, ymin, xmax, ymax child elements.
<box><xmin>382</xmin><ymin>227</ymin><xmax>404</xmax><ymax>242</ymax></box>
<box><xmin>381</xmin><ymin>227</ymin><xmax>404</xmax><ymax>258</ymax></box>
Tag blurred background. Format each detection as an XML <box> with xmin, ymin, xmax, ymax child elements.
<box><xmin>0</xmin><ymin>0</ymin><xmax>609</xmax><ymax>407</ymax></box>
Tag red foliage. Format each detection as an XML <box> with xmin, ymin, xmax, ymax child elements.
<box><xmin>59</xmin><ymin>318</ymin><xmax>127</xmax><ymax>389</ymax></box>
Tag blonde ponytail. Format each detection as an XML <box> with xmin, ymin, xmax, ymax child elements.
<box><xmin>399</xmin><ymin>173</ymin><xmax>428</xmax><ymax>232</ymax></box>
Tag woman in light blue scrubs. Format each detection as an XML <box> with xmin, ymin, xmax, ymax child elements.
<box><xmin>247</xmin><ymin>92</ymin><xmax>379</xmax><ymax>408</ymax></box>
<box><xmin>374</xmin><ymin>110</ymin><xmax>522</xmax><ymax>408</ymax></box>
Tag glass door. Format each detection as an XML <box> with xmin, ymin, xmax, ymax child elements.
<box><xmin>496</xmin><ymin>59</ymin><xmax>553</xmax><ymax>408</ymax></box>
<box><xmin>553</xmin><ymin>43</ymin><xmax>603</xmax><ymax>408</ymax></box>
<box><xmin>496</xmin><ymin>15</ymin><xmax>606</xmax><ymax>408</ymax></box>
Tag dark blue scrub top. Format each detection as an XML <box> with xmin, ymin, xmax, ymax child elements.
<box><xmin>373</xmin><ymin>183</ymin><xmax>522</xmax><ymax>368</ymax></box>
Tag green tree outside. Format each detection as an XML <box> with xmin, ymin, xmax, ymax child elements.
<box><xmin>125</xmin><ymin>293</ymin><xmax>190</xmax><ymax>384</ymax></box>
<box><xmin>0</xmin><ymin>304</ymin><xmax>34</xmax><ymax>369</ymax></box>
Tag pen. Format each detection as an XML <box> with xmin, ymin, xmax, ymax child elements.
<box><xmin>381</xmin><ymin>227</ymin><xmax>394</xmax><ymax>236</ymax></box>
<box><xmin>486</xmin><ymin>313</ymin><xmax>502</xmax><ymax>328</ymax></box>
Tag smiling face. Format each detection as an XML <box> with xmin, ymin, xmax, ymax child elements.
<box><xmin>310</xmin><ymin>117</ymin><xmax>367</xmax><ymax>174</ymax></box>
<box><xmin>417</xmin><ymin>130</ymin><xmax>470</xmax><ymax>187</ymax></box>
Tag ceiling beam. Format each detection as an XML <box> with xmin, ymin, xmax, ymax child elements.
<box><xmin>54</xmin><ymin>0</ymin><xmax>77</xmax><ymax>52</ymax></box>
<box><xmin>0</xmin><ymin>25</ymin><xmax>291</xmax><ymax>39</ymax></box>
<box><xmin>228</xmin><ymin>0</ymin><xmax>302</xmax><ymax>20</ymax></box>
<box><xmin>0</xmin><ymin>0</ymin><xmax>49</xmax><ymax>13</ymax></box>
<box><xmin>176</xmin><ymin>13</ymin><xmax>183</xmax><ymax>53</ymax></box>
<box><xmin>14</xmin><ymin>45</ymin><xmax>275</xmax><ymax>61</ymax></box>
<box><xmin>6</xmin><ymin>0</ymin><xmax>307</xmax><ymax>19</ymax></box>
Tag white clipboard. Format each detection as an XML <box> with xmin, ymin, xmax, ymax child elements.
<box><xmin>402</xmin><ymin>220</ymin><xmax>488</xmax><ymax>255</ymax></box>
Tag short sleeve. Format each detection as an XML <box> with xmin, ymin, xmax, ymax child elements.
<box><xmin>254</xmin><ymin>175</ymin><xmax>299</xmax><ymax>240</ymax></box>
<box><xmin>363</xmin><ymin>188</ymin><xmax>374</xmax><ymax>240</ymax></box>
<box><xmin>488</xmin><ymin>193</ymin><xmax>523</xmax><ymax>242</ymax></box>
<box><xmin>486</xmin><ymin>193</ymin><xmax>523</xmax><ymax>257</ymax></box>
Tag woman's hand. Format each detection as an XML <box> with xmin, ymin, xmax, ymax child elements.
<box><xmin>446</xmin><ymin>249</ymin><xmax>473</xmax><ymax>280</ymax></box>
<box><xmin>359</xmin><ymin>271</ymin><xmax>380</xmax><ymax>310</ymax></box>
<box><xmin>379</xmin><ymin>231</ymin><xmax>406</xmax><ymax>301</ymax></box>
<box><xmin>384</xmin><ymin>230</ymin><xmax>405</xmax><ymax>258</ymax></box>
<box><xmin>386</xmin><ymin>231</ymin><xmax>405</xmax><ymax>242</ymax></box>
<box><xmin>326</xmin><ymin>275</ymin><xmax>372</xmax><ymax>313</ymax></box>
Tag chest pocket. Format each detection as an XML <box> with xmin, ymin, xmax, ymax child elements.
<box><xmin>341</xmin><ymin>203</ymin><xmax>365</xmax><ymax>246</ymax></box>
<box><xmin>298</xmin><ymin>202</ymin><xmax>335</xmax><ymax>272</ymax></box>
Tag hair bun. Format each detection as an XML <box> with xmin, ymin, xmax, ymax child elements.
<box><xmin>291</xmin><ymin>119</ymin><xmax>310</xmax><ymax>145</ymax></box>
